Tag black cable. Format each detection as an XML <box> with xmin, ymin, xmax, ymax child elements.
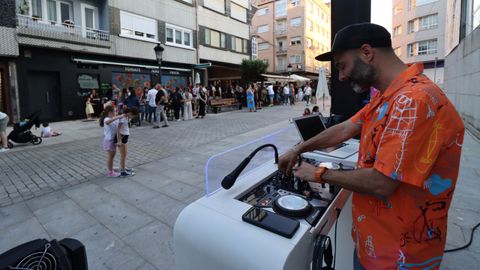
<box><xmin>444</xmin><ymin>222</ymin><xmax>480</xmax><ymax>253</ymax></box>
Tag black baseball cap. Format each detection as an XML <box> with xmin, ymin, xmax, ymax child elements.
<box><xmin>315</xmin><ymin>23</ymin><xmax>391</xmax><ymax>62</ymax></box>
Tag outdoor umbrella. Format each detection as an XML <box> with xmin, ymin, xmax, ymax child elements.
<box><xmin>316</xmin><ymin>67</ymin><xmax>329</xmax><ymax>111</ymax></box>
<box><xmin>195</xmin><ymin>72</ymin><xmax>201</xmax><ymax>84</ymax></box>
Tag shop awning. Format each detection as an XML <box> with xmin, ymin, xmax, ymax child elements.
<box><xmin>261</xmin><ymin>74</ymin><xmax>311</xmax><ymax>83</ymax></box>
<box><xmin>72</xmin><ymin>57</ymin><xmax>192</xmax><ymax>72</ymax></box>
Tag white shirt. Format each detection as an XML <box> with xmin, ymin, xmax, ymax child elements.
<box><xmin>267</xmin><ymin>85</ymin><xmax>274</xmax><ymax>95</ymax></box>
<box><xmin>304</xmin><ymin>86</ymin><xmax>312</xmax><ymax>96</ymax></box>
<box><xmin>41</xmin><ymin>126</ymin><xmax>52</xmax><ymax>137</ymax></box>
<box><xmin>146</xmin><ymin>88</ymin><xmax>158</xmax><ymax>107</ymax></box>
<box><xmin>283</xmin><ymin>86</ymin><xmax>290</xmax><ymax>95</ymax></box>
<box><xmin>118</xmin><ymin>116</ymin><xmax>130</xmax><ymax>135</ymax></box>
<box><xmin>103</xmin><ymin>117</ymin><xmax>118</xmax><ymax>140</ymax></box>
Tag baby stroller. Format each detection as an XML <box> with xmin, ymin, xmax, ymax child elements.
<box><xmin>7</xmin><ymin>110</ymin><xmax>42</xmax><ymax>148</ymax></box>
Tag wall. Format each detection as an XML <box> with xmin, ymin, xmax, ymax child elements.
<box><xmin>443</xmin><ymin>27</ymin><xmax>480</xmax><ymax>130</ymax></box>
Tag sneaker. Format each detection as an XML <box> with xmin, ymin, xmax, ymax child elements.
<box><xmin>0</xmin><ymin>148</ymin><xmax>10</xmax><ymax>153</ymax></box>
<box><xmin>153</xmin><ymin>126</ymin><xmax>160</xmax><ymax>129</ymax></box>
<box><xmin>176</xmin><ymin>119</ymin><xmax>181</xmax><ymax>122</ymax></box>
<box><xmin>107</xmin><ymin>171</ymin><xmax>120</xmax><ymax>177</ymax></box>
<box><xmin>125</xmin><ymin>167</ymin><xmax>135</xmax><ymax>173</ymax></box>
<box><xmin>161</xmin><ymin>125</ymin><xmax>169</xmax><ymax>127</ymax></box>
<box><xmin>119</xmin><ymin>171</ymin><xmax>135</xmax><ymax>177</ymax></box>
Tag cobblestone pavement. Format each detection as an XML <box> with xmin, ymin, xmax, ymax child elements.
<box><xmin>0</xmin><ymin>105</ymin><xmax>305</xmax><ymax>207</ymax></box>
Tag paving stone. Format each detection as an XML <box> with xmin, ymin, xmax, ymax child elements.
<box><xmin>71</xmin><ymin>224</ymin><xmax>146</xmax><ymax>270</ymax></box>
<box><xmin>0</xmin><ymin>217</ymin><xmax>50</xmax><ymax>254</ymax></box>
<box><xmin>137</xmin><ymin>194</ymin><xmax>186</xmax><ymax>228</ymax></box>
<box><xmin>34</xmin><ymin>199</ymin><xmax>97</xmax><ymax>239</ymax></box>
<box><xmin>103</xmin><ymin>180</ymin><xmax>159</xmax><ymax>206</ymax></box>
<box><xmin>124</xmin><ymin>221</ymin><xmax>175</xmax><ymax>270</ymax></box>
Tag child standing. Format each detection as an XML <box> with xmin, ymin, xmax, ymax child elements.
<box><xmin>99</xmin><ymin>105</ymin><xmax>123</xmax><ymax>177</ymax></box>
<box><xmin>116</xmin><ymin>107</ymin><xmax>139</xmax><ymax>177</ymax></box>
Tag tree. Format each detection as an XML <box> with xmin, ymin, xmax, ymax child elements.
<box><xmin>240</xmin><ymin>59</ymin><xmax>268</xmax><ymax>84</ymax></box>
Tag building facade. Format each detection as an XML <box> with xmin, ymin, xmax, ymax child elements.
<box><xmin>197</xmin><ymin>0</ymin><xmax>253</xmax><ymax>85</ymax></box>
<box><xmin>443</xmin><ymin>0</ymin><xmax>480</xmax><ymax>131</ymax></box>
<box><xmin>392</xmin><ymin>0</ymin><xmax>446</xmax><ymax>86</ymax></box>
<box><xmin>0</xmin><ymin>0</ymin><xmax>252</xmax><ymax>122</ymax></box>
<box><xmin>251</xmin><ymin>0</ymin><xmax>331</xmax><ymax>77</ymax></box>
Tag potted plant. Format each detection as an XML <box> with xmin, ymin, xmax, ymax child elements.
<box><xmin>18</xmin><ymin>0</ymin><xmax>29</xmax><ymax>15</ymax></box>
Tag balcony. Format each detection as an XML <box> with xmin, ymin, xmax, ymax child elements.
<box><xmin>275</xmin><ymin>28</ymin><xmax>287</xmax><ymax>36</ymax></box>
<box><xmin>276</xmin><ymin>47</ymin><xmax>288</xmax><ymax>54</ymax></box>
<box><xmin>16</xmin><ymin>14</ymin><xmax>111</xmax><ymax>47</ymax></box>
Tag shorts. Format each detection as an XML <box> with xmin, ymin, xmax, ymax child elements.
<box><xmin>103</xmin><ymin>139</ymin><xmax>116</xmax><ymax>152</ymax></box>
<box><xmin>114</xmin><ymin>134</ymin><xmax>129</xmax><ymax>144</ymax></box>
<box><xmin>0</xmin><ymin>115</ymin><xmax>8</xmax><ymax>133</ymax></box>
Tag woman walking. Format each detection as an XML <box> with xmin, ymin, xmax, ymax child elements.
<box><xmin>246</xmin><ymin>85</ymin><xmax>256</xmax><ymax>112</ymax></box>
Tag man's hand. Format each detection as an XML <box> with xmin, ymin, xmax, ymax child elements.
<box><xmin>292</xmin><ymin>162</ymin><xmax>317</xmax><ymax>182</ymax></box>
<box><xmin>278</xmin><ymin>148</ymin><xmax>300</xmax><ymax>175</ymax></box>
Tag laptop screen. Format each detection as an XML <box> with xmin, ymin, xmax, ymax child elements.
<box><xmin>293</xmin><ymin>115</ymin><xmax>326</xmax><ymax>141</ymax></box>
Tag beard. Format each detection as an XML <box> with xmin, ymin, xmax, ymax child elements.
<box><xmin>348</xmin><ymin>57</ymin><xmax>377</xmax><ymax>94</ymax></box>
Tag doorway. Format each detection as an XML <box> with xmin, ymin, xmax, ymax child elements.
<box><xmin>27</xmin><ymin>71</ymin><xmax>61</xmax><ymax>121</ymax></box>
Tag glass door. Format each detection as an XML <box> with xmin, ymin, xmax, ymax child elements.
<box><xmin>81</xmin><ymin>3</ymin><xmax>98</xmax><ymax>38</ymax></box>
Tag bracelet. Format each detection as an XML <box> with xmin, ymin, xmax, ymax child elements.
<box><xmin>315</xmin><ymin>166</ymin><xmax>328</xmax><ymax>184</ymax></box>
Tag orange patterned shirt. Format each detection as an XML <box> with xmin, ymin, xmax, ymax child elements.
<box><xmin>350</xmin><ymin>64</ymin><xmax>464</xmax><ymax>269</ymax></box>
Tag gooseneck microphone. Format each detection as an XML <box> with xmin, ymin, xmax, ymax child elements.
<box><xmin>221</xmin><ymin>144</ymin><xmax>278</xmax><ymax>190</ymax></box>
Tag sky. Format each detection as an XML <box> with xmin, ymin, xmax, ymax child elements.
<box><xmin>323</xmin><ymin>0</ymin><xmax>393</xmax><ymax>33</ymax></box>
<box><xmin>371</xmin><ymin>0</ymin><xmax>393</xmax><ymax>33</ymax></box>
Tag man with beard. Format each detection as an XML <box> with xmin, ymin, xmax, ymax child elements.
<box><xmin>278</xmin><ymin>23</ymin><xmax>464</xmax><ymax>270</ymax></box>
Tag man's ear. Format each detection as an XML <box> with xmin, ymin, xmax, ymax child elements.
<box><xmin>359</xmin><ymin>44</ymin><xmax>375</xmax><ymax>63</ymax></box>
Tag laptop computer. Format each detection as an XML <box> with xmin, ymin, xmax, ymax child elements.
<box><xmin>292</xmin><ymin>114</ymin><xmax>358</xmax><ymax>159</ymax></box>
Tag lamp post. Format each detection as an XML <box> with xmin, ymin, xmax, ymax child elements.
<box><xmin>154</xmin><ymin>43</ymin><xmax>164</xmax><ymax>84</ymax></box>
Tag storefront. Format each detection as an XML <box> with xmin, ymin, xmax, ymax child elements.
<box><xmin>15</xmin><ymin>47</ymin><xmax>193</xmax><ymax>121</ymax></box>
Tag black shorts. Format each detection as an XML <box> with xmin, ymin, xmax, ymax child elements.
<box><xmin>113</xmin><ymin>135</ymin><xmax>129</xmax><ymax>144</ymax></box>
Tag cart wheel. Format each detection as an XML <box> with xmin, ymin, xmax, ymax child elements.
<box><xmin>7</xmin><ymin>141</ymin><xmax>13</xmax><ymax>148</ymax></box>
<box><xmin>32</xmin><ymin>136</ymin><xmax>42</xmax><ymax>145</ymax></box>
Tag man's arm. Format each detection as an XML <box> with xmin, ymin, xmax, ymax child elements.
<box><xmin>293</xmin><ymin>163</ymin><xmax>400</xmax><ymax>198</ymax></box>
<box><xmin>278</xmin><ymin>120</ymin><xmax>361</xmax><ymax>174</ymax></box>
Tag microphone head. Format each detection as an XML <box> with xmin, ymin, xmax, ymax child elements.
<box><xmin>221</xmin><ymin>175</ymin><xmax>235</xmax><ymax>190</ymax></box>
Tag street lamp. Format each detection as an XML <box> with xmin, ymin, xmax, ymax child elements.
<box><xmin>154</xmin><ymin>43</ymin><xmax>164</xmax><ymax>84</ymax></box>
<box><xmin>287</xmin><ymin>63</ymin><xmax>292</xmax><ymax>76</ymax></box>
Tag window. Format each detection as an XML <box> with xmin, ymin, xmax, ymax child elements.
<box><xmin>474</xmin><ymin>0</ymin><xmax>480</xmax><ymax>30</ymax></box>
<box><xmin>408</xmin><ymin>14</ymin><xmax>438</xmax><ymax>33</ymax></box>
<box><xmin>306</xmin><ymin>38</ymin><xmax>312</xmax><ymax>48</ymax></box>
<box><xmin>394</xmin><ymin>47</ymin><xmax>401</xmax><ymax>57</ymax></box>
<box><xmin>258</xmin><ymin>42</ymin><xmax>269</xmax><ymax>50</ymax></box>
<box><xmin>290</xmin><ymin>36</ymin><xmax>301</xmax><ymax>45</ymax></box>
<box><xmin>120</xmin><ymin>11</ymin><xmax>157</xmax><ymax>42</ymax></box>
<box><xmin>393</xmin><ymin>25</ymin><xmax>402</xmax><ymax>36</ymax></box>
<box><xmin>394</xmin><ymin>4</ymin><xmax>402</xmax><ymax>15</ymax></box>
<box><xmin>30</xmin><ymin>0</ymin><xmax>43</xmax><ymax>18</ymax></box>
<box><xmin>180</xmin><ymin>0</ymin><xmax>193</xmax><ymax>3</ymax></box>
<box><xmin>407</xmin><ymin>39</ymin><xmax>437</xmax><ymax>56</ymax></box>
<box><xmin>289</xmin><ymin>55</ymin><xmax>301</xmax><ymax>63</ymax></box>
<box><xmin>252</xmin><ymin>37</ymin><xmax>258</xmax><ymax>59</ymax></box>
<box><xmin>306</xmin><ymin>19</ymin><xmax>313</xmax><ymax>31</ymax></box>
<box><xmin>416</xmin><ymin>0</ymin><xmax>438</xmax><ymax>6</ymax></box>
<box><xmin>290</xmin><ymin>17</ymin><xmax>302</xmax><ymax>27</ymax></box>
<box><xmin>275</xmin><ymin>0</ymin><xmax>287</xmax><ymax>17</ymax></box>
<box><xmin>291</xmin><ymin>0</ymin><xmax>300</xmax><ymax>7</ymax></box>
<box><xmin>262</xmin><ymin>59</ymin><xmax>269</xmax><ymax>65</ymax></box>
<box><xmin>257</xmin><ymin>7</ymin><xmax>269</xmax><ymax>16</ymax></box>
<box><xmin>166</xmin><ymin>24</ymin><xmax>193</xmax><ymax>48</ymax></box>
<box><xmin>231</xmin><ymin>3</ymin><xmax>247</xmax><ymax>22</ymax></box>
<box><xmin>204</xmin><ymin>0</ymin><xmax>225</xmax><ymax>14</ymax></box>
<box><xmin>220</xmin><ymin>33</ymin><xmax>226</xmax><ymax>48</ymax></box>
<box><xmin>258</xmin><ymin>24</ymin><xmax>269</xmax><ymax>33</ymax></box>
<box><xmin>231</xmin><ymin>36</ymin><xmax>247</xmax><ymax>53</ymax></box>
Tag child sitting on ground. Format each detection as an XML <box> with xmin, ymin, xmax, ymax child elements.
<box><xmin>41</xmin><ymin>122</ymin><xmax>62</xmax><ymax>137</ymax></box>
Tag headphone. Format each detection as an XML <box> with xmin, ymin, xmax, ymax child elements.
<box><xmin>312</xmin><ymin>234</ymin><xmax>334</xmax><ymax>270</ymax></box>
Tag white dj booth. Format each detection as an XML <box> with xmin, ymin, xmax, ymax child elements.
<box><xmin>174</xmin><ymin>124</ymin><xmax>359</xmax><ymax>270</ymax></box>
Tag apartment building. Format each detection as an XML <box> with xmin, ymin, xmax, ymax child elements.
<box><xmin>251</xmin><ymin>0</ymin><xmax>331</xmax><ymax>77</ymax></box>
<box><xmin>0</xmin><ymin>0</ymin><xmax>253</xmax><ymax>122</ymax></box>
<box><xmin>197</xmin><ymin>0</ymin><xmax>253</xmax><ymax>85</ymax></box>
<box><xmin>392</xmin><ymin>0</ymin><xmax>446</xmax><ymax>85</ymax></box>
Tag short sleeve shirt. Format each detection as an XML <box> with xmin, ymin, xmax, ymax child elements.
<box><xmin>350</xmin><ymin>64</ymin><xmax>464</xmax><ymax>269</ymax></box>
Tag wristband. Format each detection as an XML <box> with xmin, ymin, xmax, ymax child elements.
<box><xmin>315</xmin><ymin>166</ymin><xmax>328</xmax><ymax>184</ymax></box>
